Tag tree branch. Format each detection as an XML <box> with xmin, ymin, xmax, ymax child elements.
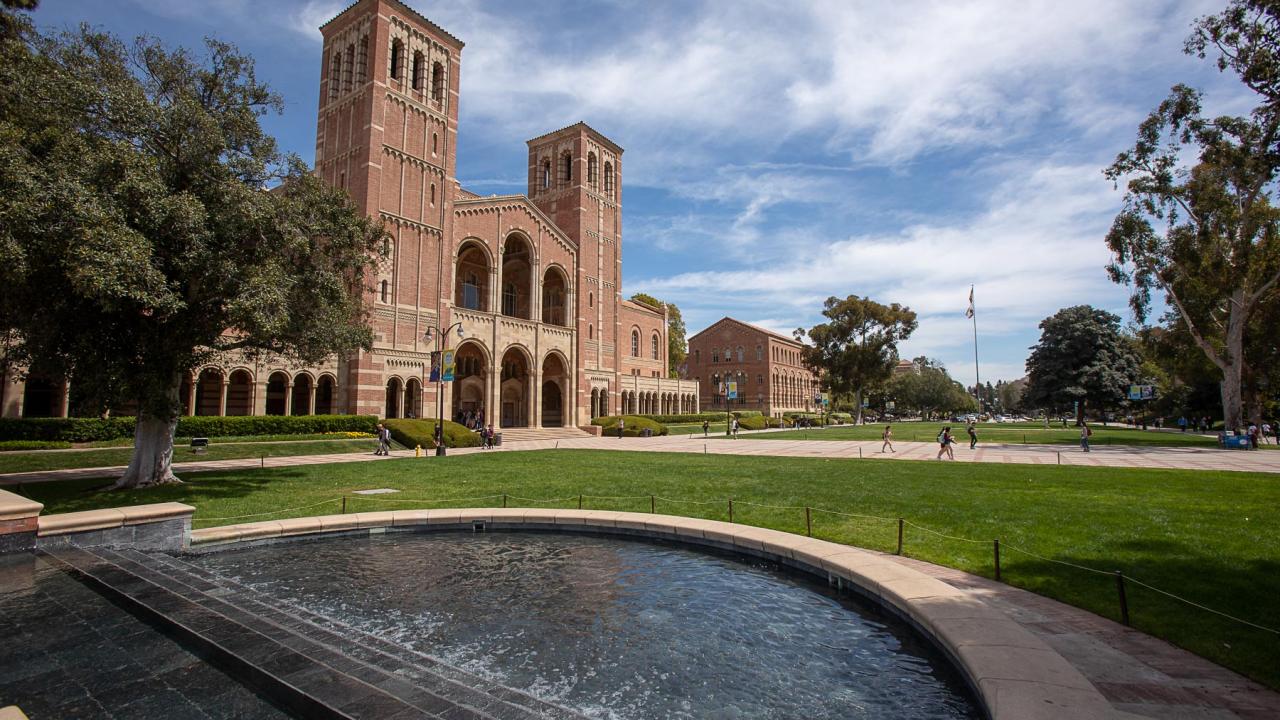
<box><xmin>1163</xmin><ymin>280</ymin><xmax>1228</xmax><ymax>371</ymax></box>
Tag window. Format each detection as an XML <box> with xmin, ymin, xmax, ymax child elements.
<box><xmin>541</xmin><ymin>159</ymin><xmax>551</xmax><ymax>189</ymax></box>
<box><xmin>357</xmin><ymin>36</ymin><xmax>368</xmax><ymax>83</ymax></box>
<box><xmin>561</xmin><ymin>152</ymin><xmax>572</xmax><ymax>183</ymax></box>
<box><xmin>737</xmin><ymin>346</ymin><xmax>744</xmax><ymax>362</ymax></box>
<box><xmin>695</xmin><ymin>349</ymin><xmax>700</xmax><ymax>364</ymax></box>
<box><xmin>430</xmin><ymin>184</ymin><xmax>436</xmax><ymax>206</ymax></box>
<box><xmin>651</xmin><ymin>333</ymin><xmax>660</xmax><ymax>360</ymax></box>
<box><xmin>431</xmin><ymin>62</ymin><xmax>444</xmax><ymax>101</ymax></box>
<box><xmin>758</xmin><ymin>374</ymin><xmax>763</xmax><ymax>384</ymax></box>
<box><xmin>588</xmin><ymin>292</ymin><xmax>593</xmax><ymax>307</ymax></box>
<box><xmin>587</xmin><ymin>153</ymin><xmax>598</xmax><ymax>188</ymax></box>
<box><xmin>712</xmin><ymin>349</ymin><xmax>719</xmax><ymax>363</ymax></box>
<box><xmin>432</xmin><ymin>132</ymin><xmax>438</xmax><ymax>154</ymax></box>
<box><xmin>503</xmin><ymin>282</ymin><xmax>517</xmax><ymax>316</ymax></box>
<box><xmin>604</xmin><ymin>161</ymin><xmax>614</xmax><ymax>197</ymax></box>
<box><xmin>389</xmin><ymin>39</ymin><xmax>403</xmax><ymax>80</ymax></box>
<box><xmin>756</xmin><ymin>345</ymin><xmax>763</xmax><ymax>361</ymax></box>
<box><xmin>379</xmin><ymin>280</ymin><xmax>389</xmax><ymax>303</ymax></box>
<box><xmin>329</xmin><ymin>52</ymin><xmax>341</xmax><ymax>98</ymax></box>
<box><xmin>411</xmin><ymin>51</ymin><xmax>424</xmax><ymax>90</ymax></box>
<box><xmin>631</xmin><ymin>330</ymin><xmax>640</xmax><ymax>357</ymax></box>
<box><xmin>338</xmin><ymin>171</ymin><xmax>345</xmax><ymax>189</ymax></box>
<box><xmin>344</xmin><ymin>44</ymin><xmax>354</xmax><ymax>92</ymax></box>
<box><xmin>588</xmin><ymin>324</ymin><xmax>593</xmax><ymax>339</ymax></box>
<box><xmin>462</xmin><ymin>273</ymin><xmax>480</xmax><ymax>310</ymax></box>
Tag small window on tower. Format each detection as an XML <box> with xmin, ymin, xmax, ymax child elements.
<box><xmin>431</xmin><ymin>62</ymin><xmax>444</xmax><ymax>101</ymax></box>
<box><xmin>430</xmin><ymin>184</ymin><xmax>436</xmax><ymax>206</ymax></box>
<box><xmin>587</xmin><ymin>153</ymin><xmax>598</xmax><ymax>188</ymax></box>
<box><xmin>588</xmin><ymin>292</ymin><xmax>593</xmax><ymax>307</ymax></box>
<box><xmin>604</xmin><ymin>161</ymin><xmax>614</xmax><ymax>198</ymax></box>
<box><xmin>411</xmin><ymin>51</ymin><xmax>424</xmax><ymax>90</ymax></box>
<box><xmin>541</xmin><ymin>159</ymin><xmax>551</xmax><ymax>189</ymax></box>
<box><xmin>380</xmin><ymin>280</ymin><xmax>389</xmax><ymax>303</ymax></box>
<box><xmin>389</xmin><ymin>39</ymin><xmax>403</xmax><ymax>80</ymax></box>
<box><xmin>432</xmin><ymin>133</ymin><xmax>438</xmax><ymax>154</ymax></box>
<box><xmin>561</xmin><ymin>152</ymin><xmax>572</xmax><ymax>184</ymax></box>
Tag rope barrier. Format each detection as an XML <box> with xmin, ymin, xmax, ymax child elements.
<box><xmin>346</xmin><ymin>494</ymin><xmax>504</xmax><ymax>506</ymax></box>
<box><xmin>902</xmin><ymin>519</ymin><xmax>991</xmax><ymax>544</ymax></box>
<box><xmin>1123</xmin><ymin>576</ymin><xmax>1280</xmax><ymax>635</ymax></box>
<box><xmin>194</xmin><ymin>498</ymin><xmax>342</xmax><ymax>522</ymax></box>
<box><xmin>808</xmin><ymin>506</ymin><xmax>898</xmax><ymax>522</ymax></box>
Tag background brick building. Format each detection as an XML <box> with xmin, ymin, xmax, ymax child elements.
<box><xmin>684</xmin><ymin>317</ymin><xmax>819</xmax><ymax>417</ymax></box>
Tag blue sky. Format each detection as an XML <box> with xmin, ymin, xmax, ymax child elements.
<box><xmin>32</xmin><ymin>0</ymin><xmax>1252</xmax><ymax>384</ymax></box>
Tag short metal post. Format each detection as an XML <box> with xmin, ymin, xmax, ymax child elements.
<box><xmin>1116</xmin><ymin>571</ymin><xmax>1130</xmax><ymax>625</ymax></box>
<box><xmin>859</xmin><ymin>447</ymin><xmax>863</xmax><ymax>459</ymax></box>
<box><xmin>650</xmin><ymin>495</ymin><xmax>656</xmax><ymax>514</ymax></box>
<box><xmin>896</xmin><ymin>518</ymin><xmax>904</xmax><ymax>555</ymax></box>
<box><xmin>1057</xmin><ymin>451</ymin><xmax>1061</xmax><ymax>465</ymax></box>
<box><xmin>729</xmin><ymin>498</ymin><xmax>734</xmax><ymax>523</ymax></box>
<box><xmin>993</xmin><ymin>539</ymin><xmax>1001</xmax><ymax>581</ymax></box>
<box><xmin>578</xmin><ymin>494</ymin><xmax>583</xmax><ymax>510</ymax></box>
<box><xmin>261</xmin><ymin>454</ymin><xmax>264</xmax><ymax>468</ymax></box>
<box><xmin>805</xmin><ymin>507</ymin><xmax>812</xmax><ymax>537</ymax></box>
<box><xmin>502</xmin><ymin>493</ymin><xmax>507</xmax><ymax>508</ymax></box>
<box><xmin>341</xmin><ymin>496</ymin><xmax>347</xmax><ymax>514</ymax></box>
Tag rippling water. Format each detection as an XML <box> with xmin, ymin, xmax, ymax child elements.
<box><xmin>192</xmin><ymin>532</ymin><xmax>979</xmax><ymax>719</ymax></box>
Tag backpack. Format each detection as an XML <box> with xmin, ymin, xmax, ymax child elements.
<box><xmin>1085</xmin><ymin>427</ymin><xmax>1093</xmax><ymax>437</ymax></box>
<box><xmin>937</xmin><ymin>431</ymin><xmax>945</xmax><ymax>443</ymax></box>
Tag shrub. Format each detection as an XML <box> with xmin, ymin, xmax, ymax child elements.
<box><xmin>0</xmin><ymin>440</ymin><xmax>74</xmax><ymax>451</ymax></box>
<box><xmin>385</xmin><ymin>418</ymin><xmax>482</xmax><ymax>449</ymax></box>
<box><xmin>0</xmin><ymin>414</ymin><xmax>379</xmax><ymax>442</ymax></box>
<box><xmin>733</xmin><ymin>410</ymin><xmax>763</xmax><ymax>418</ymax></box>
<box><xmin>640</xmin><ymin>412</ymin><xmax>724</xmax><ymax>424</ymax></box>
<box><xmin>592</xmin><ymin>415</ymin><xmax>669</xmax><ymax>437</ymax></box>
<box><xmin>736</xmin><ymin>415</ymin><xmax>785</xmax><ymax>430</ymax></box>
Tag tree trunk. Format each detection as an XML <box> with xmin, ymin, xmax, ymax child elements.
<box><xmin>854</xmin><ymin>387</ymin><xmax>864</xmax><ymax>425</ymax></box>
<box><xmin>1221</xmin><ymin>302</ymin><xmax>1247</xmax><ymax>431</ymax></box>
<box><xmin>1220</xmin><ymin>369</ymin><xmax>1245</xmax><ymax>432</ymax></box>
<box><xmin>112</xmin><ymin>380</ymin><xmax>183</xmax><ymax>489</ymax></box>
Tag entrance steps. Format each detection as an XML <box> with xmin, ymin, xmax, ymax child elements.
<box><xmin>496</xmin><ymin>427</ymin><xmax>591</xmax><ymax>443</ymax></box>
<box><xmin>42</xmin><ymin>545</ymin><xmax>587</xmax><ymax>720</ymax></box>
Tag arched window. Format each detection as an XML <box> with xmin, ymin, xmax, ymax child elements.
<box><xmin>712</xmin><ymin>349</ymin><xmax>719</xmax><ymax>363</ymax></box>
<box><xmin>344</xmin><ymin>43</ymin><xmax>354</xmax><ymax>92</ymax></box>
<box><xmin>389</xmin><ymin>39</ymin><xmax>403</xmax><ymax>80</ymax></box>
<box><xmin>357</xmin><ymin>36</ymin><xmax>368</xmax><ymax>83</ymax></box>
<box><xmin>561</xmin><ymin>152</ymin><xmax>573</xmax><ymax>184</ymax></box>
<box><xmin>430</xmin><ymin>183</ymin><xmax>436</xmax><ymax>206</ymax></box>
<box><xmin>432</xmin><ymin>62</ymin><xmax>444</xmax><ymax>102</ymax></box>
<box><xmin>604</xmin><ymin>161</ymin><xmax>614</xmax><ymax>197</ymax></box>
<box><xmin>462</xmin><ymin>273</ymin><xmax>480</xmax><ymax>310</ymax></box>
<box><xmin>503</xmin><ymin>282</ymin><xmax>518</xmax><ymax>316</ymax></box>
<box><xmin>588</xmin><ymin>324</ymin><xmax>594</xmax><ymax>339</ymax></box>
<box><xmin>631</xmin><ymin>330</ymin><xmax>640</xmax><ymax>357</ymax></box>
<box><xmin>411</xmin><ymin>51</ymin><xmax>424</xmax><ymax>90</ymax></box>
<box><xmin>379</xmin><ymin>280</ymin><xmax>389</xmax><ymax>303</ymax></box>
<box><xmin>737</xmin><ymin>346</ymin><xmax>744</xmax><ymax>362</ymax></box>
<box><xmin>432</xmin><ymin>132</ymin><xmax>438</xmax><ymax>154</ymax></box>
<box><xmin>328</xmin><ymin>52</ymin><xmax>341</xmax><ymax>98</ymax></box>
<box><xmin>756</xmin><ymin>345</ymin><xmax>763</xmax><ymax>361</ymax></box>
<box><xmin>651</xmin><ymin>333</ymin><xmax>660</xmax><ymax>360</ymax></box>
<box><xmin>695</xmin><ymin>349</ymin><xmax>700</xmax><ymax>364</ymax></box>
<box><xmin>588</xmin><ymin>292</ymin><xmax>593</xmax><ymax>307</ymax></box>
<box><xmin>587</xmin><ymin>153</ymin><xmax>598</xmax><ymax>188</ymax></box>
<box><xmin>541</xmin><ymin>159</ymin><xmax>551</xmax><ymax>189</ymax></box>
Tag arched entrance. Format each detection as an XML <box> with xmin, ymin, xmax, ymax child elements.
<box><xmin>499</xmin><ymin>347</ymin><xmax>530</xmax><ymax>428</ymax></box>
<box><xmin>385</xmin><ymin>377</ymin><xmax>402</xmax><ymax>419</ymax></box>
<box><xmin>291</xmin><ymin>374</ymin><xmax>313</xmax><ymax>416</ymax></box>
<box><xmin>195</xmin><ymin>368</ymin><xmax>223</xmax><ymax>416</ymax></box>
<box><xmin>541</xmin><ymin>353</ymin><xmax>568</xmax><ymax>427</ymax></box>
<box><xmin>500</xmin><ymin>234</ymin><xmax>533</xmax><ymax>319</ymax></box>
<box><xmin>20</xmin><ymin>376</ymin><xmax>57</xmax><ymax>418</ymax></box>
<box><xmin>226</xmin><ymin>370</ymin><xmax>253</xmax><ymax>416</ymax></box>
<box><xmin>541</xmin><ymin>266</ymin><xmax>568</xmax><ymax>326</ymax></box>
<box><xmin>451</xmin><ymin>341</ymin><xmax>488</xmax><ymax>427</ymax></box>
<box><xmin>404</xmin><ymin>378</ymin><xmax>421</xmax><ymax>419</ymax></box>
<box><xmin>315</xmin><ymin>375</ymin><xmax>336</xmax><ymax>415</ymax></box>
<box><xmin>265</xmin><ymin>372</ymin><xmax>288</xmax><ymax>416</ymax></box>
<box><xmin>455</xmin><ymin>241</ymin><xmax>490</xmax><ymax>312</ymax></box>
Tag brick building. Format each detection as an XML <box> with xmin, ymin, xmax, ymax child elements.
<box><xmin>684</xmin><ymin>317</ymin><xmax>820</xmax><ymax>417</ymax></box>
<box><xmin>0</xmin><ymin>0</ymin><xmax>698</xmax><ymax>429</ymax></box>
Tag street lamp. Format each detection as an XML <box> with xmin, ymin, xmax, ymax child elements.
<box><xmin>424</xmin><ymin>322</ymin><xmax>465</xmax><ymax>456</ymax></box>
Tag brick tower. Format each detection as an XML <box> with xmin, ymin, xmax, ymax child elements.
<box><xmin>527</xmin><ymin>124</ymin><xmax>624</xmax><ymax>419</ymax></box>
<box><xmin>315</xmin><ymin>0</ymin><xmax>464</xmax><ymax>416</ymax></box>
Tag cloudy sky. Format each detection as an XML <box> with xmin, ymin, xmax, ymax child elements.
<box><xmin>33</xmin><ymin>0</ymin><xmax>1253</xmax><ymax>384</ymax></box>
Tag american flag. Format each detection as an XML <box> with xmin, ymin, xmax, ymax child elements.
<box><xmin>965</xmin><ymin>286</ymin><xmax>975</xmax><ymax>319</ymax></box>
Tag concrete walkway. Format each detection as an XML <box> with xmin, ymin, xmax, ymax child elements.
<box><xmin>5</xmin><ymin>435</ymin><xmax>1280</xmax><ymax>486</ymax></box>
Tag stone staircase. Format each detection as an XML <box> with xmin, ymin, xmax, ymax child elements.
<box><xmin>495</xmin><ymin>427</ymin><xmax>591</xmax><ymax>443</ymax></box>
<box><xmin>42</xmin><ymin>546</ymin><xmax>587</xmax><ymax>720</ymax></box>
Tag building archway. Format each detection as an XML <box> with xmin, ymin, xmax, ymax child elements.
<box><xmin>385</xmin><ymin>377</ymin><xmax>402</xmax><ymax>419</ymax></box>
<box><xmin>541</xmin><ymin>265</ymin><xmax>569</xmax><ymax>326</ymax></box>
<box><xmin>316</xmin><ymin>374</ymin><xmax>336</xmax><ymax>415</ymax></box>
<box><xmin>226</xmin><ymin>370</ymin><xmax>253</xmax><ymax>416</ymax></box>
<box><xmin>291</xmin><ymin>374</ymin><xmax>313</xmax><ymax>416</ymax></box>
<box><xmin>265</xmin><ymin>372</ymin><xmax>288</xmax><ymax>415</ymax></box>
<box><xmin>455</xmin><ymin>240</ymin><xmax>490</xmax><ymax>311</ymax></box>
<box><xmin>20</xmin><ymin>376</ymin><xmax>58</xmax><ymax>418</ymax></box>
<box><xmin>500</xmin><ymin>233</ymin><xmax>533</xmax><ymax>319</ymax></box>
<box><xmin>499</xmin><ymin>346</ymin><xmax>531</xmax><ymax>428</ymax></box>
<box><xmin>404</xmin><ymin>378</ymin><xmax>422</xmax><ymax>419</ymax></box>
<box><xmin>451</xmin><ymin>340</ymin><xmax>489</xmax><ymax>426</ymax></box>
<box><xmin>541</xmin><ymin>352</ymin><xmax>568</xmax><ymax>427</ymax></box>
<box><xmin>195</xmin><ymin>368</ymin><xmax>224</xmax><ymax>416</ymax></box>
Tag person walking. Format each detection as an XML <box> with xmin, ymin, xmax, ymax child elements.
<box><xmin>486</xmin><ymin>423</ymin><xmax>496</xmax><ymax>449</ymax></box>
<box><xmin>1262</xmin><ymin>421</ymin><xmax>1272</xmax><ymax>445</ymax></box>
<box><xmin>618</xmin><ymin>417</ymin><xmax>625</xmax><ymax>439</ymax></box>
<box><xmin>731</xmin><ymin>417</ymin><xmax>740</xmax><ymax>438</ymax></box>
<box><xmin>966</xmin><ymin>422</ymin><xmax>978</xmax><ymax>450</ymax></box>
<box><xmin>881</xmin><ymin>425</ymin><xmax>894</xmax><ymax>453</ymax></box>
<box><xmin>702</xmin><ymin>419</ymin><xmax>710</xmax><ymax>437</ymax></box>
<box><xmin>936</xmin><ymin>426</ymin><xmax>953</xmax><ymax>460</ymax></box>
<box><xmin>375</xmin><ymin>423</ymin><xmax>392</xmax><ymax>456</ymax></box>
<box><xmin>1248</xmin><ymin>422</ymin><xmax>1260</xmax><ymax>450</ymax></box>
<box><xmin>945</xmin><ymin>427</ymin><xmax>956</xmax><ymax>459</ymax></box>
<box><xmin>1080</xmin><ymin>422</ymin><xmax>1091</xmax><ymax>453</ymax></box>
<box><xmin>1178</xmin><ymin>415</ymin><xmax>1188</xmax><ymax>433</ymax></box>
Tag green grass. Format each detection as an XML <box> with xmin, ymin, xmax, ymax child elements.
<box><xmin>742</xmin><ymin>422</ymin><xmax>1275</xmax><ymax>448</ymax></box>
<box><xmin>84</xmin><ymin>432</ymin><xmax>374</xmax><ymax>448</ymax></box>
<box><xmin>17</xmin><ymin>449</ymin><xmax>1279</xmax><ymax>690</ymax></box>
<box><xmin>0</xmin><ymin>438</ymin><xmax>385</xmax><ymax>474</ymax></box>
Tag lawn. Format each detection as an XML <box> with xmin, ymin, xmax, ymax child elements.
<box><xmin>0</xmin><ymin>438</ymin><xmax>387</xmax><ymax>474</ymax></box>
<box><xmin>17</xmin><ymin>449</ymin><xmax>1279</xmax><ymax>690</ymax></box>
<box><xmin>735</xmin><ymin>421</ymin><xmax>1277</xmax><ymax>448</ymax></box>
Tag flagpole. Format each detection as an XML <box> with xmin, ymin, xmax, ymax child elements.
<box><xmin>971</xmin><ymin>285</ymin><xmax>981</xmax><ymax>413</ymax></box>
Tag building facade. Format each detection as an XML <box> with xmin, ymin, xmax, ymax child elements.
<box><xmin>684</xmin><ymin>317</ymin><xmax>820</xmax><ymax>417</ymax></box>
<box><xmin>0</xmin><ymin>0</ymin><xmax>697</xmax><ymax>427</ymax></box>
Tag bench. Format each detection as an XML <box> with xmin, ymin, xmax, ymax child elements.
<box><xmin>190</xmin><ymin>437</ymin><xmax>209</xmax><ymax>454</ymax></box>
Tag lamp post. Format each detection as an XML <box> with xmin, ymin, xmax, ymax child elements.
<box><xmin>424</xmin><ymin>322</ymin><xmax>465</xmax><ymax>456</ymax></box>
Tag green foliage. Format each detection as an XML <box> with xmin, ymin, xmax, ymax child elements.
<box><xmin>634</xmin><ymin>412</ymin><xmax>724</xmax><ymax>423</ymax></box>
<box><xmin>630</xmin><ymin>292</ymin><xmax>687</xmax><ymax>378</ymax></box>
<box><xmin>0</xmin><ymin>414</ymin><xmax>378</xmax><ymax>442</ymax></box>
<box><xmin>796</xmin><ymin>295</ymin><xmax>917</xmax><ymax>422</ymax></box>
<box><xmin>889</xmin><ymin>363</ymin><xmax>977</xmax><ymax>420</ymax></box>
<box><xmin>1024</xmin><ymin>306</ymin><xmax>1142</xmax><ymax>419</ymax></box>
<box><xmin>736</xmin><ymin>415</ymin><xmax>785</xmax><ymax>430</ymax></box>
<box><xmin>592</xmin><ymin>415</ymin><xmax>669</xmax><ymax>436</ymax></box>
<box><xmin>384</xmin><ymin>419</ymin><xmax>481</xmax><ymax>449</ymax></box>
<box><xmin>0</xmin><ymin>439</ymin><xmax>72</xmax><ymax>451</ymax></box>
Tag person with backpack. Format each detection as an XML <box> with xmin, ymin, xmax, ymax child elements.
<box><xmin>374</xmin><ymin>423</ymin><xmax>391</xmax><ymax>456</ymax></box>
<box><xmin>618</xmin><ymin>417</ymin><xmax>625</xmax><ymax>439</ymax></box>
<box><xmin>966</xmin><ymin>422</ymin><xmax>978</xmax><ymax>450</ymax></box>
<box><xmin>702</xmin><ymin>419</ymin><xmax>710</xmax><ymax>437</ymax></box>
<box><xmin>731</xmin><ymin>417</ymin><xmax>740</xmax><ymax>438</ymax></box>
<box><xmin>881</xmin><ymin>425</ymin><xmax>894</xmax><ymax>453</ymax></box>
<box><xmin>1080</xmin><ymin>422</ymin><xmax>1092</xmax><ymax>452</ymax></box>
<box><xmin>936</xmin><ymin>427</ymin><xmax>950</xmax><ymax>460</ymax></box>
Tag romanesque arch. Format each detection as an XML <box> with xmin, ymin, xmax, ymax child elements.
<box><xmin>500</xmin><ymin>233</ymin><xmax>534</xmax><ymax>319</ymax></box>
<box><xmin>541</xmin><ymin>351</ymin><xmax>569</xmax><ymax>427</ymax></box>
<box><xmin>195</xmin><ymin>368</ymin><xmax>224</xmax><ymax>416</ymax></box>
<box><xmin>455</xmin><ymin>240</ymin><xmax>491</xmax><ymax>312</ymax></box>
<box><xmin>316</xmin><ymin>374</ymin><xmax>337</xmax><ymax>415</ymax></box>
<box><xmin>499</xmin><ymin>345</ymin><xmax>532</xmax><ymax>428</ymax></box>
<box><xmin>404</xmin><ymin>377</ymin><xmax>422</xmax><ymax>419</ymax></box>
<box><xmin>226</xmin><ymin>369</ymin><xmax>253</xmax><ymax>416</ymax></box>
<box><xmin>291</xmin><ymin>373</ymin><xmax>313</xmax><ymax>416</ymax></box>
<box><xmin>265</xmin><ymin>372</ymin><xmax>289</xmax><ymax>416</ymax></box>
<box><xmin>385</xmin><ymin>376</ymin><xmax>403</xmax><ymax>419</ymax></box>
<box><xmin>541</xmin><ymin>265</ymin><xmax>569</xmax><ymax>326</ymax></box>
<box><xmin>452</xmin><ymin>340</ymin><xmax>489</xmax><ymax>425</ymax></box>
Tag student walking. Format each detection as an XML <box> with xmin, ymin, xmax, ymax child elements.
<box><xmin>731</xmin><ymin>417</ymin><xmax>740</xmax><ymax>438</ymax></box>
<box><xmin>618</xmin><ymin>417</ymin><xmax>626</xmax><ymax>439</ymax></box>
<box><xmin>374</xmin><ymin>423</ymin><xmax>391</xmax><ymax>455</ymax></box>
<box><xmin>881</xmin><ymin>425</ymin><xmax>894</xmax><ymax>453</ymax></box>
<box><xmin>936</xmin><ymin>427</ymin><xmax>954</xmax><ymax>460</ymax></box>
<box><xmin>967</xmin><ymin>422</ymin><xmax>978</xmax><ymax>450</ymax></box>
<box><xmin>1080</xmin><ymin>423</ymin><xmax>1092</xmax><ymax>452</ymax></box>
<box><xmin>702</xmin><ymin>420</ymin><xmax>710</xmax><ymax>437</ymax></box>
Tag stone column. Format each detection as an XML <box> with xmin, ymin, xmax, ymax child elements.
<box><xmin>253</xmin><ymin>380</ymin><xmax>267</xmax><ymax>416</ymax></box>
<box><xmin>2</xmin><ymin>369</ymin><xmax>25</xmax><ymax>419</ymax></box>
<box><xmin>187</xmin><ymin>377</ymin><xmax>198</xmax><ymax>417</ymax></box>
<box><xmin>219</xmin><ymin>381</ymin><xmax>229</xmax><ymax>416</ymax></box>
<box><xmin>59</xmin><ymin>380</ymin><xmax>70</xmax><ymax>418</ymax></box>
<box><xmin>309</xmin><ymin>385</ymin><xmax>317</xmax><ymax>415</ymax></box>
<box><xmin>532</xmin><ymin>370</ymin><xmax>542</xmax><ymax>428</ymax></box>
<box><xmin>284</xmin><ymin>382</ymin><xmax>294</xmax><ymax>416</ymax></box>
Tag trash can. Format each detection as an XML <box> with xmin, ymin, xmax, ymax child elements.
<box><xmin>1224</xmin><ymin>435</ymin><xmax>1250</xmax><ymax>450</ymax></box>
<box><xmin>494</xmin><ymin>432</ymin><xmax>502</xmax><ymax>447</ymax></box>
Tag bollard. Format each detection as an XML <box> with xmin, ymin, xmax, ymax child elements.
<box><xmin>1057</xmin><ymin>451</ymin><xmax>1061</xmax><ymax>465</ymax></box>
<box><xmin>261</xmin><ymin>454</ymin><xmax>265</xmax><ymax>468</ymax></box>
<box><xmin>729</xmin><ymin>498</ymin><xmax>734</xmax><ymax>523</ymax></box>
<box><xmin>994</xmin><ymin>538</ymin><xmax>1001</xmax><ymax>581</ymax></box>
<box><xmin>502</xmin><ymin>493</ymin><xmax>507</xmax><ymax>508</ymax></box>
<box><xmin>805</xmin><ymin>507</ymin><xmax>812</xmax><ymax>537</ymax></box>
<box><xmin>578</xmin><ymin>494</ymin><xmax>583</xmax><ymax>510</ymax></box>
<box><xmin>896</xmin><ymin>518</ymin><xmax>904</xmax><ymax>555</ymax></box>
<box><xmin>859</xmin><ymin>447</ymin><xmax>863</xmax><ymax>459</ymax></box>
<box><xmin>651</xmin><ymin>495</ymin><xmax>656</xmax><ymax>514</ymax></box>
<box><xmin>341</xmin><ymin>496</ymin><xmax>347</xmax><ymax>514</ymax></box>
<box><xmin>1116</xmin><ymin>571</ymin><xmax>1130</xmax><ymax>625</ymax></box>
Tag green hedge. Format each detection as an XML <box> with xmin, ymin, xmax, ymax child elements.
<box><xmin>385</xmin><ymin>418</ymin><xmax>482</xmax><ymax>449</ymax></box>
<box><xmin>0</xmin><ymin>414</ymin><xmax>379</xmax><ymax>442</ymax></box>
<box><xmin>0</xmin><ymin>440</ymin><xmax>74</xmax><ymax>451</ymax></box>
<box><xmin>638</xmin><ymin>412</ymin><xmax>724</xmax><ymax>424</ymax></box>
<box><xmin>592</xmin><ymin>415</ymin><xmax>669</xmax><ymax>437</ymax></box>
<box><xmin>737</xmin><ymin>415</ymin><xmax>786</xmax><ymax>430</ymax></box>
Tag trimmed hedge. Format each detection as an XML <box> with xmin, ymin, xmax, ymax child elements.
<box><xmin>639</xmin><ymin>412</ymin><xmax>724</xmax><ymax>424</ymax></box>
<box><xmin>385</xmin><ymin>418</ymin><xmax>482</xmax><ymax>449</ymax></box>
<box><xmin>0</xmin><ymin>440</ymin><xmax>74</xmax><ymax>451</ymax></box>
<box><xmin>0</xmin><ymin>414</ymin><xmax>379</xmax><ymax>443</ymax></box>
<box><xmin>592</xmin><ymin>415</ymin><xmax>669</xmax><ymax>437</ymax></box>
<box><xmin>737</xmin><ymin>415</ymin><xmax>786</xmax><ymax>430</ymax></box>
